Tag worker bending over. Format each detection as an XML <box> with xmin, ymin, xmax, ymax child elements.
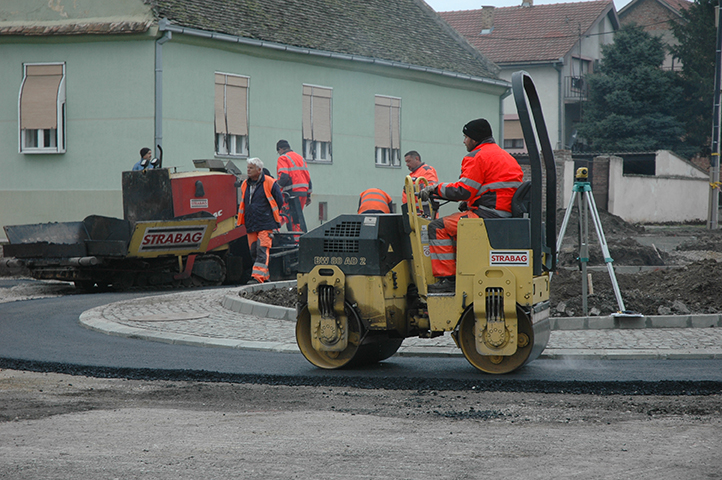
<box><xmin>358</xmin><ymin>188</ymin><xmax>394</xmax><ymax>214</ymax></box>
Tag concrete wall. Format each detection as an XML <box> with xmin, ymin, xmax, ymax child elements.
<box><xmin>607</xmin><ymin>156</ymin><xmax>708</xmax><ymax>223</ymax></box>
<box><xmin>560</xmin><ymin>152</ymin><xmax>708</xmax><ymax>224</ymax></box>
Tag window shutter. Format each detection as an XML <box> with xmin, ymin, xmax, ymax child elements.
<box><xmin>375</xmin><ymin>96</ymin><xmax>399</xmax><ymax>148</ymax></box>
<box><xmin>313</xmin><ymin>88</ymin><xmax>332</xmax><ymax>142</ymax></box>
<box><xmin>390</xmin><ymin>98</ymin><xmax>400</xmax><ymax>149</ymax></box>
<box><xmin>226</xmin><ymin>76</ymin><xmax>248</xmax><ymax>136</ymax></box>
<box><xmin>215</xmin><ymin>74</ymin><xmax>227</xmax><ymax>135</ymax></box>
<box><xmin>504</xmin><ymin>119</ymin><xmax>523</xmax><ymax>141</ymax></box>
<box><xmin>215</xmin><ymin>74</ymin><xmax>248</xmax><ymax>136</ymax></box>
<box><xmin>303</xmin><ymin>85</ymin><xmax>332</xmax><ymax>142</ymax></box>
<box><xmin>20</xmin><ymin>64</ymin><xmax>63</xmax><ymax>130</ymax></box>
<box><xmin>302</xmin><ymin>85</ymin><xmax>313</xmax><ymax>141</ymax></box>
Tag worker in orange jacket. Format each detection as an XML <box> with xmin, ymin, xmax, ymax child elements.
<box><xmin>401</xmin><ymin>150</ymin><xmax>438</xmax><ymax>218</ymax></box>
<box><xmin>237</xmin><ymin>157</ymin><xmax>284</xmax><ymax>284</ymax></box>
<box><xmin>276</xmin><ymin>140</ymin><xmax>311</xmax><ymax>234</ymax></box>
<box><xmin>358</xmin><ymin>188</ymin><xmax>394</xmax><ymax>214</ymax></box>
<box><xmin>419</xmin><ymin>118</ymin><xmax>524</xmax><ymax>293</ymax></box>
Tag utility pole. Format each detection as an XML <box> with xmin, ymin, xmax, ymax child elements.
<box><xmin>708</xmin><ymin>6</ymin><xmax>721</xmax><ymax>229</ymax></box>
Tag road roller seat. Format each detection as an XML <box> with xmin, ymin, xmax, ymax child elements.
<box><xmin>511</xmin><ymin>180</ymin><xmax>532</xmax><ymax>218</ymax></box>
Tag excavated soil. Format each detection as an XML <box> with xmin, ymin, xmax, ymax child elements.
<box><xmin>248</xmin><ymin>210</ymin><xmax>722</xmax><ymax>317</ymax></box>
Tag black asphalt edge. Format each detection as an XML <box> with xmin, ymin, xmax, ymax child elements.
<box><xmin>1</xmin><ymin>357</ymin><xmax>720</xmax><ymax>396</ymax></box>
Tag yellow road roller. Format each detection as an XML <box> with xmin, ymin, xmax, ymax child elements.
<box><xmin>296</xmin><ymin>71</ymin><xmax>557</xmax><ymax>374</ymax></box>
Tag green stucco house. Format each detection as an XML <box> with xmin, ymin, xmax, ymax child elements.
<box><xmin>0</xmin><ymin>0</ymin><xmax>509</xmax><ymax>239</ymax></box>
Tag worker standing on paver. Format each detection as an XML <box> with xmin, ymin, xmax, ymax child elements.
<box><xmin>402</xmin><ymin>150</ymin><xmax>438</xmax><ymax>218</ymax></box>
<box><xmin>276</xmin><ymin>140</ymin><xmax>312</xmax><ymax>234</ymax></box>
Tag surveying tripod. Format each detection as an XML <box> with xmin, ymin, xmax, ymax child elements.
<box><xmin>556</xmin><ymin>167</ymin><xmax>640</xmax><ymax>317</ymax></box>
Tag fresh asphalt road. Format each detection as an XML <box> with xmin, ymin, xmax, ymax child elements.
<box><xmin>1</xmin><ymin>290</ymin><xmax>721</xmax><ymax>394</ymax></box>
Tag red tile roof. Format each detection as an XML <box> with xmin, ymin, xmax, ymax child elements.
<box><xmin>440</xmin><ymin>1</ymin><xmax>616</xmax><ymax>64</ymax></box>
<box><xmin>661</xmin><ymin>0</ymin><xmax>692</xmax><ymax>13</ymax></box>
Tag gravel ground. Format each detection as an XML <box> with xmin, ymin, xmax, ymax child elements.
<box><xmin>0</xmin><ymin>369</ymin><xmax>720</xmax><ymax>479</ymax></box>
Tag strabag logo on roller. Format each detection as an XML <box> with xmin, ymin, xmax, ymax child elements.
<box><xmin>139</xmin><ymin>225</ymin><xmax>208</xmax><ymax>252</ymax></box>
<box><xmin>489</xmin><ymin>250</ymin><xmax>530</xmax><ymax>266</ymax></box>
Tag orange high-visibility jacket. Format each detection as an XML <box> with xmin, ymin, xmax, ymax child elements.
<box><xmin>402</xmin><ymin>163</ymin><xmax>439</xmax><ymax>204</ymax></box>
<box><xmin>358</xmin><ymin>188</ymin><xmax>393</xmax><ymax>214</ymax></box>
<box><xmin>277</xmin><ymin>151</ymin><xmax>311</xmax><ymax>196</ymax></box>
<box><xmin>437</xmin><ymin>141</ymin><xmax>523</xmax><ymax>214</ymax></box>
<box><xmin>237</xmin><ymin>175</ymin><xmax>282</xmax><ymax>228</ymax></box>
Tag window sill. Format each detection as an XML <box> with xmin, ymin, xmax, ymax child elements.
<box><xmin>21</xmin><ymin>149</ymin><xmax>64</xmax><ymax>155</ymax></box>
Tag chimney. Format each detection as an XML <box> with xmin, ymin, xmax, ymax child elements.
<box><xmin>480</xmin><ymin>6</ymin><xmax>495</xmax><ymax>34</ymax></box>
<box><xmin>521</xmin><ymin>0</ymin><xmax>533</xmax><ymax>7</ymax></box>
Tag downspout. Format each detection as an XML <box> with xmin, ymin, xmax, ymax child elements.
<box><xmin>554</xmin><ymin>58</ymin><xmax>564</xmax><ymax>150</ymax></box>
<box><xmin>155</xmin><ymin>19</ymin><xmax>172</xmax><ymax>158</ymax></box>
<box><xmin>499</xmin><ymin>86</ymin><xmax>512</xmax><ymax>146</ymax></box>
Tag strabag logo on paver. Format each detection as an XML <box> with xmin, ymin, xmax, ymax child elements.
<box><xmin>190</xmin><ymin>199</ymin><xmax>209</xmax><ymax>209</ymax></box>
<box><xmin>489</xmin><ymin>250</ymin><xmax>530</xmax><ymax>266</ymax></box>
<box><xmin>139</xmin><ymin>225</ymin><xmax>208</xmax><ymax>252</ymax></box>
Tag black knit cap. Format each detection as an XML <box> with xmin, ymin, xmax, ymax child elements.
<box><xmin>462</xmin><ymin>118</ymin><xmax>492</xmax><ymax>142</ymax></box>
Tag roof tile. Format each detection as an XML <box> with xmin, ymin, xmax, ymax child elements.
<box><xmin>149</xmin><ymin>0</ymin><xmax>500</xmax><ymax>79</ymax></box>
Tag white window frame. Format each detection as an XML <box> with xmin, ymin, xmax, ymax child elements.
<box><xmin>303</xmin><ymin>139</ymin><xmax>332</xmax><ymax>162</ymax></box>
<box><xmin>216</xmin><ymin>133</ymin><xmax>248</xmax><ymax>156</ymax></box>
<box><xmin>302</xmin><ymin>84</ymin><xmax>333</xmax><ymax>164</ymax></box>
<box><xmin>374</xmin><ymin>95</ymin><xmax>401</xmax><ymax>168</ymax></box>
<box><xmin>503</xmin><ymin>138</ymin><xmax>524</xmax><ymax>149</ymax></box>
<box><xmin>18</xmin><ymin>63</ymin><xmax>66</xmax><ymax>154</ymax></box>
<box><xmin>215</xmin><ymin>73</ymin><xmax>249</xmax><ymax>158</ymax></box>
<box><xmin>374</xmin><ymin>147</ymin><xmax>400</xmax><ymax>167</ymax></box>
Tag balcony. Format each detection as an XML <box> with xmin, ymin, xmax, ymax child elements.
<box><xmin>564</xmin><ymin>76</ymin><xmax>588</xmax><ymax>102</ymax></box>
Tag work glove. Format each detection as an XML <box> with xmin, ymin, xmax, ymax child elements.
<box><xmin>305</xmin><ymin>194</ymin><xmax>312</xmax><ymax>206</ymax></box>
<box><xmin>418</xmin><ymin>185</ymin><xmax>436</xmax><ymax>202</ymax></box>
<box><xmin>458</xmin><ymin>201</ymin><xmax>468</xmax><ymax>212</ymax></box>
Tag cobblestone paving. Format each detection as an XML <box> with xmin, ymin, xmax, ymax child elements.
<box><xmin>82</xmin><ymin>288</ymin><xmax>722</xmax><ymax>358</ymax></box>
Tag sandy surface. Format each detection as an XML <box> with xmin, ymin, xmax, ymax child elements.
<box><xmin>1</xmin><ymin>369</ymin><xmax>720</xmax><ymax>479</ymax></box>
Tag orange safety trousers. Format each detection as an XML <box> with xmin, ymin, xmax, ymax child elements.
<box><xmin>247</xmin><ymin>230</ymin><xmax>273</xmax><ymax>283</ymax></box>
<box><xmin>427</xmin><ymin>211</ymin><xmax>479</xmax><ymax>278</ymax></box>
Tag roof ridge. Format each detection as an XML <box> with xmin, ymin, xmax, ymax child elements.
<box><xmin>0</xmin><ymin>21</ymin><xmax>152</xmax><ymax>36</ymax></box>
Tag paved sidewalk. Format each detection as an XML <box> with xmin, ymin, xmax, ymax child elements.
<box><xmin>79</xmin><ymin>282</ymin><xmax>722</xmax><ymax>360</ymax></box>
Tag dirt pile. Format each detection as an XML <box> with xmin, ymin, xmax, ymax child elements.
<box><xmin>551</xmin><ymin>260</ymin><xmax>722</xmax><ymax>316</ymax></box>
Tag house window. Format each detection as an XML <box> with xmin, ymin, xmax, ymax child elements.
<box><xmin>302</xmin><ymin>85</ymin><xmax>332</xmax><ymax>162</ymax></box>
<box><xmin>19</xmin><ymin>63</ymin><xmax>66</xmax><ymax>154</ymax></box>
<box><xmin>504</xmin><ymin>139</ymin><xmax>524</xmax><ymax>149</ymax></box>
<box><xmin>215</xmin><ymin>73</ymin><xmax>249</xmax><ymax>157</ymax></box>
<box><xmin>374</xmin><ymin>95</ymin><xmax>401</xmax><ymax>167</ymax></box>
<box><xmin>503</xmin><ymin>116</ymin><xmax>526</xmax><ymax>152</ymax></box>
